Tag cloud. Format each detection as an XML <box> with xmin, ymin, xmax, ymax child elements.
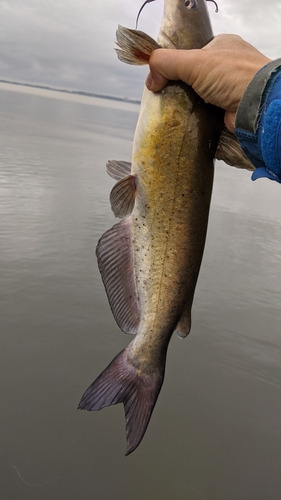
<box><xmin>212</xmin><ymin>0</ymin><xmax>281</xmax><ymax>59</ymax></box>
<box><xmin>1</xmin><ymin>0</ymin><xmax>281</xmax><ymax>99</ymax></box>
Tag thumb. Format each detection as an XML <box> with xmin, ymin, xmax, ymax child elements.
<box><xmin>146</xmin><ymin>70</ymin><xmax>168</xmax><ymax>92</ymax></box>
<box><xmin>146</xmin><ymin>49</ymin><xmax>195</xmax><ymax>92</ymax></box>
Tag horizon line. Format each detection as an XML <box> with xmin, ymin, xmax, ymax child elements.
<box><xmin>0</xmin><ymin>79</ymin><xmax>141</xmax><ymax>105</ymax></box>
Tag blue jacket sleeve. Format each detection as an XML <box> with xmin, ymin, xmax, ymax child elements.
<box><xmin>234</xmin><ymin>59</ymin><xmax>281</xmax><ymax>183</ymax></box>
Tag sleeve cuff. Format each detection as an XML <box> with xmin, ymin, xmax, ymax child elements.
<box><xmin>234</xmin><ymin>58</ymin><xmax>281</xmax><ymax>183</ymax></box>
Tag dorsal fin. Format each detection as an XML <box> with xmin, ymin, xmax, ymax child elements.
<box><xmin>96</xmin><ymin>217</ymin><xmax>140</xmax><ymax>334</ymax></box>
<box><xmin>110</xmin><ymin>175</ymin><xmax>137</xmax><ymax>218</ymax></box>
<box><xmin>106</xmin><ymin>160</ymin><xmax>132</xmax><ymax>180</ymax></box>
<box><xmin>215</xmin><ymin>127</ymin><xmax>255</xmax><ymax>171</ymax></box>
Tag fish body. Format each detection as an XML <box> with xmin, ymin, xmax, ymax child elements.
<box><xmin>130</xmin><ymin>81</ymin><xmax>218</xmax><ymax>351</ymax></box>
<box><xmin>79</xmin><ymin>0</ymin><xmax>234</xmax><ymax>455</ymax></box>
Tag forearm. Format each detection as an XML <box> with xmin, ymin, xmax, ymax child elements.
<box><xmin>235</xmin><ymin>59</ymin><xmax>281</xmax><ymax>183</ymax></box>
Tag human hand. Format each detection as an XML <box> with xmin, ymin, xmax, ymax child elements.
<box><xmin>146</xmin><ymin>34</ymin><xmax>271</xmax><ymax>133</ymax></box>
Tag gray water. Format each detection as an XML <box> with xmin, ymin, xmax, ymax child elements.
<box><xmin>1</xmin><ymin>82</ymin><xmax>281</xmax><ymax>500</ymax></box>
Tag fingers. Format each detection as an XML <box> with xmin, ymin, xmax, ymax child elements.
<box><xmin>145</xmin><ymin>37</ymin><xmax>271</xmax><ymax>115</ymax></box>
<box><xmin>224</xmin><ymin>111</ymin><xmax>236</xmax><ymax>134</ymax></box>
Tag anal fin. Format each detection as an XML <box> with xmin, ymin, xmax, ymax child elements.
<box><xmin>96</xmin><ymin>217</ymin><xmax>140</xmax><ymax>334</ymax></box>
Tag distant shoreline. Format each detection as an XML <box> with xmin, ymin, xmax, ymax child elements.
<box><xmin>0</xmin><ymin>79</ymin><xmax>141</xmax><ymax>105</ymax></box>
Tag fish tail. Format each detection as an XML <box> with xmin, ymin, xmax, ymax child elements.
<box><xmin>78</xmin><ymin>345</ymin><xmax>165</xmax><ymax>455</ymax></box>
<box><xmin>115</xmin><ymin>25</ymin><xmax>160</xmax><ymax>65</ymax></box>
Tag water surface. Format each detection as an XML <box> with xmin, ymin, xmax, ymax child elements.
<box><xmin>1</xmin><ymin>83</ymin><xmax>281</xmax><ymax>500</ymax></box>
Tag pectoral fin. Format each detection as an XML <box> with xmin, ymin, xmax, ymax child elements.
<box><xmin>116</xmin><ymin>25</ymin><xmax>160</xmax><ymax>65</ymax></box>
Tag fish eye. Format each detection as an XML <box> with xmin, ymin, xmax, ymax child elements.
<box><xmin>184</xmin><ymin>0</ymin><xmax>198</xmax><ymax>9</ymax></box>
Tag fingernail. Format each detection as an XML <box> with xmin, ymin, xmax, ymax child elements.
<box><xmin>145</xmin><ymin>74</ymin><xmax>152</xmax><ymax>89</ymax></box>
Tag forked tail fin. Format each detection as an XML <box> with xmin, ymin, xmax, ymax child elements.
<box><xmin>78</xmin><ymin>345</ymin><xmax>165</xmax><ymax>455</ymax></box>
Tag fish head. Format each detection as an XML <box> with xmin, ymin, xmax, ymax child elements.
<box><xmin>158</xmin><ymin>0</ymin><xmax>214</xmax><ymax>49</ymax></box>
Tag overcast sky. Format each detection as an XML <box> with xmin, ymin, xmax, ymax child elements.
<box><xmin>1</xmin><ymin>0</ymin><xmax>281</xmax><ymax>100</ymax></box>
